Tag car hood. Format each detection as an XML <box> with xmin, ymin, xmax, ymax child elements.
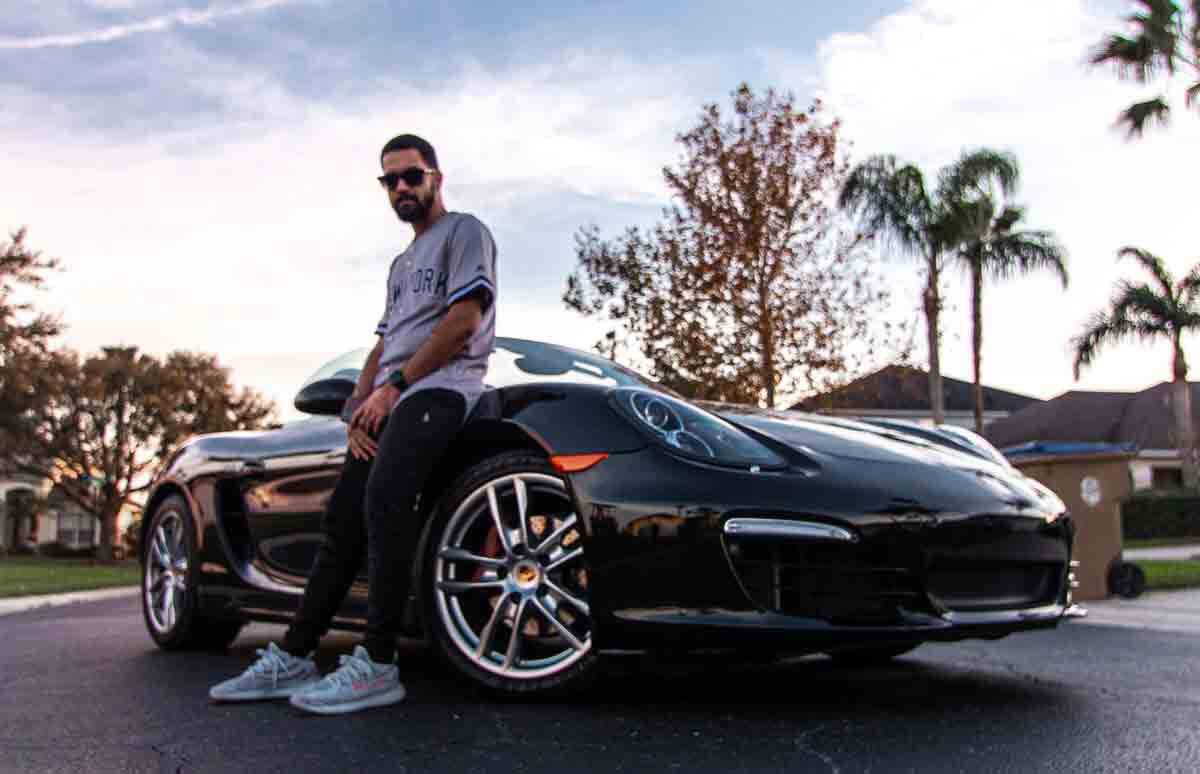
<box><xmin>704</xmin><ymin>403</ymin><xmax>1065</xmax><ymax>515</ymax></box>
<box><xmin>705</xmin><ymin>403</ymin><xmax>978</xmax><ymax>464</ymax></box>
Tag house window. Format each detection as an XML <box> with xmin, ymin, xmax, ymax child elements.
<box><xmin>56</xmin><ymin>512</ymin><xmax>94</xmax><ymax>549</ymax></box>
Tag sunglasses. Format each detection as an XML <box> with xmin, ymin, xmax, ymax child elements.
<box><xmin>377</xmin><ymin>167</ymin><xmax>436</xmax><ymax>190</ymax></box>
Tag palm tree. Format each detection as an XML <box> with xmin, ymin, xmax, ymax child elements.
<box><xmin>953</xmin><ymin>204</ymin><xmax>1068</xmax><ymax>433</ymax></box>
<box><xmin>1073</xmin><ymin>248</ymin><xmax>1200</xmax><ymax>487</ymax></box>
<box><xmin>1091</xmin><ymin>0</ymin><xmax>1200</xmax><ymax>138</ymax></box>
<box><xmin>839</xmin><ymin>148</ymin><xmax>1019</xmax><ymax>425</ymax></box>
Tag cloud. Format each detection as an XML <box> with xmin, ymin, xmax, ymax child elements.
<box><xmin>0</xmin><ymin>0</ymin><xmax>298</xmax><ymax>50</ymax></box>
<box><xmin>0</xmin><ymin>43</ymin><xmax>707</xmax><ymax>418</ymax></box>
<box><xmin>810</xmin><ymin>0</ymin><xmax>1200</xmax><ymax>398</ymax></box>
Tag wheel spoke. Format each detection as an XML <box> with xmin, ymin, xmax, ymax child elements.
<box><xmin>485</xmin><ymin>485</ymin><xmax>513</xmax><ymax>556</ymax></box>
<box><xmin>544</xmin><ymin>547</ymin><xmax>583</xmax><ymax>573</ymax></box>
<box><xmin>147</xmin><ymin>574</ymin><xmax>166</xmax><ymax>595</ymax></box>
<box><xmin>475</xmin><ymin>596</ymin><xmax>509</xmax><ymax>659</ymax></box>
<box><xmin>168</xmin><ymin>517</ymin><xmax>184</xmax><ymax>555</ymax></box>
<box><xmin>437</xmin><ymin>578</ymin><xmax>506</xmax><ymax>594</ymax></box>
<box><xmin>153</xmin><ymin>529</ymin><xmax>170</xmax><ymax>568</ymax></box>
<box><xmin>543</xmin><ymin>577</ymin><xmax>589</xmax><ymax>615</ymax></box>
<box><xmin>503</xmin><ymin>597</ymin><xmax>528</xmax><ymax>671</ymax></box>
<box><xmin>530</xmin><ymin>595</ymin><xmax>585</xmax><ymax>651</ymax></box>
<box><xmin>438</xmin><ymin>547</ymin><xmax>506</xmax><ymax>569</ymax></box>
<box><xmin>514</xmin><ymin>477</ymin><xmax>530</xmax><ymax>548</ymax></box>
<box><xmin>535</xmin><ymin>514</ymin><xmax>578</xmax><ymax>555</ymax></box>
<box><xmin>163</xmin><ymin>585</ymin><xmax>176</xmax><ymax>629</ymax></box>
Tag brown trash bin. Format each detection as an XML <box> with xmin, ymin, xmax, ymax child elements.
<box><xmin>1010</xmin><ymin>450</ymin><xmax>1134</xmax><ymax>601</ymax></box>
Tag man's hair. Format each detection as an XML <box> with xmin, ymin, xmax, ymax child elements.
<box><xmin>380</xmin><ymin>134</ymin><xmax>439</xmax><ymax>170</ymax></box>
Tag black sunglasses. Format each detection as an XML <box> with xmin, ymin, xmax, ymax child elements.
<box><xmin>377</xmin><ymin>166</ymin><xmax>435</xmax><ymax>190</ymax></box>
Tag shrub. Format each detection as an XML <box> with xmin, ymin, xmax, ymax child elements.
<box><xmin>122</xmin><ymin>519</ymin><xmax>141</xmax><ymax>559</ymax></box>
<box><xmin>38</xmin><ymin>543</ymin><xmax>98</xmax><ymax>559</ymax></box>
<box><xmin>1122</xmin><ymin>489</ymin><xmax>1200</xmax><ymax>540</ymax></box>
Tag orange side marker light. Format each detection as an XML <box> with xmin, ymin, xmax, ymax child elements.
<box><xmin>549</xmin><ymin>453</ymin><xmax>609</xmax><ymax>473</ymax></box>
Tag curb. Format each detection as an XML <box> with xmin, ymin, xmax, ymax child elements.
<box><xmin>0</xmin><ymin>586</ymin><xmax>140</xmax><ymax>618</ymax></box>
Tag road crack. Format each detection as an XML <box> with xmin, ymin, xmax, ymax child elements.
<box><xmin>793</xmin><ymin>724</ymin><xmax>840</xmax><ymax>773</ymax></box>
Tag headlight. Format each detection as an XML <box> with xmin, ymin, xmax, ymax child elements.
<box><xmin>612</xmin><ymin>388</ymin><xmax>786</xmax><ymax>470</ymax></box>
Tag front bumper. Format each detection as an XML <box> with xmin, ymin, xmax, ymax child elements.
<box><xmin>567</xmin><ymin>447</ymin><xmax>1073</xmax><ymax>653</ymax></box>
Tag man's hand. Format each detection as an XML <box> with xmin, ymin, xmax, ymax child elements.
<box><xmin>347</xmin><ymin>425</ymin><xmax>379</xmax><ymax>461</ymax></box>
<box><xmin>350</xmin><ymin>383</ymin><xmax>401</xmax><ymax>435</ymax></box>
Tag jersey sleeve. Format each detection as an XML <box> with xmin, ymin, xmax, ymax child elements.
<box><xmin>445</xmin><ymin>215</ymin><xmax>497</xmax><ymax>313</ymax></box>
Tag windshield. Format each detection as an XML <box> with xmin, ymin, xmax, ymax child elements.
<box><xmin>297</xmin><ymin>337</ymin><xmax>669</xmax><ymax>412</ymax></box>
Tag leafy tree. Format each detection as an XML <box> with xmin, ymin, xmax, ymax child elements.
<box><xmin>839</xmin><ymin>148</ymin><xmax>1020</xmax><ymax>424</ymax></box>
<box><xmin>3</xmin><ymin>346</ymin><xmax>276</xmax><ymax>561</ymax></box>
<box><xmin>1091</xmin><ymin>0</ymin><xmax>1200</xmax><ymax>137</ymax></box>
<box><xmin>0</xmin><ymin>228</ymin><xmax>62</xmax><ymax>432</ymax></box>
<box><xmin>1072</xmin><ymin>248</ymin><xmax>1200</xmax><ymax>486</ymax></box>
<box><xmin>565</xmin><ymin>84</ymin><xmax>893</xmax><ymax>408</ymax></box>
<box><xmin>944</xmin><ymin>164</ymin><xmax>1068</xmax><ymax>432</ymax></box>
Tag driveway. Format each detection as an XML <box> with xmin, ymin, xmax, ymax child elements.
<box><xmin>1123</xmin><ymin>543</ymin><xmax>1200</xmax><ymax>561</ymax></box>
<box><xmin>5</xmin><ymin>596</ymin><xmax>1200</xmax><ymax>772</ymax></box>
<box><xmin>1076</xmin><ymin>588</ymin><xmax>1200</xmax><ymax>635</ymax></box>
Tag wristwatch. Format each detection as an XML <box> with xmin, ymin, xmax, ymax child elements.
<box><xmin>386</xmin><ymin>369</ymin><xmax>409</xmax><ymax>394</ymax></box>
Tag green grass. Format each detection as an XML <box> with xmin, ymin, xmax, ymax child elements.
<box><xmin>1124</xmin><ymin>537</ymin><xmax>1200</xmax><ymax>550</ymax></box>
<box><xmin>1134</xmin><ymin>559</ymin><xmax>1200</xmax><ymax>591</ymax></box>
<box><xmin>0</xmin><ymin>557</ymin><xmax>140</xmax><ymax>599</ymax></box>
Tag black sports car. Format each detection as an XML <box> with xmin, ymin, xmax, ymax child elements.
<box><xmin>140</xmin><ymin>338</ymin><xmax>1076</xmax><ymax>694</ymax></box>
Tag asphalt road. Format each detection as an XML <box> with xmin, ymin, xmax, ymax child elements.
<box><xmin>3</xmin><ymin>598</ymin><xmax>1199</xmax><ymax>774</ymax></box>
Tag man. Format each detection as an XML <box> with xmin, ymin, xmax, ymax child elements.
<box><xmin>209</xmin><ymin>134</ymin><xmax>497</xmax><ymax>715</ymax></box>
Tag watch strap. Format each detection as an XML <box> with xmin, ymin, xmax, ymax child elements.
<box><xmin>387</xmin><ymin>369</ymin><xmax>409</xmax><ymax>393</ymax></box>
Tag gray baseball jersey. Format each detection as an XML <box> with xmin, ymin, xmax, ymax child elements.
<box><xmin>374</xmin><ymin>211</ymin><xmax>497</xmax><ymax>415</ymax></box>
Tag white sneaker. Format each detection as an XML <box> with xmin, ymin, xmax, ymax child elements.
<box><xmin>289</xmin><ymin>645</ymin><xmax>406</xmax><ymax>715</ymax></box>
<box><xmin>208</xmin><ymin>642</ymin><xmax>320</xmax><ymax>702</ymax></box>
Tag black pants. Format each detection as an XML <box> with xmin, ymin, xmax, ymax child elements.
<box><xmin>282</xmin><ymin>388</ymin><xmax>466</xmax><ymax>663</ymax></box>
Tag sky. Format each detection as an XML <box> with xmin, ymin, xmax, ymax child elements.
<box><xmin>3</xmin><ymin>0</ymin><xmax>1198</xmax><ymax>419</ymax></box>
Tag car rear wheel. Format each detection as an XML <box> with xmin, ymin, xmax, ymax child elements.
<box><xmin>142</xmin><ymin>495</ymin><xmax>243</xmax><ymax>651</ymax></box>
<box><xmin>423</xmin><ymin>452</ymin><xmax>598</xmax><ymax>696</ymax></box>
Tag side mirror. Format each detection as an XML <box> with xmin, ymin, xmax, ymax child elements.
<box><xmin>294</xmin><ymin>378</ymin><xmax>355</xmax><ymax>416</ymax></box>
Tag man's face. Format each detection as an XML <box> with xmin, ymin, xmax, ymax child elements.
<box><xmin>381</xmin><ymin>149</ymin><xmax>439</xmax><ymax>223</ymax></box>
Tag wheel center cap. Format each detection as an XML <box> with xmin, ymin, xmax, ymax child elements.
<box><xmin>513</xmin><ymin>561</ymin><xmax>540</xmax><ymax>590</ymax></box>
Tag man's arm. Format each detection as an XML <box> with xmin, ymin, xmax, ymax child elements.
<box><xmin>340</xmin><ymin>337</ymin><xmax>384</xmax><ymax>423</ymax></box>
<box><xmin>350</xmin><ymin>298</ymin><xmax>483</xmax><ymax>432</ymax></box>
<box><xmin>397</xmin><ymin>295</ymin><xmax>483</xmax><ymax>386</ymax></box>
<box><xmin>355</xmin><ymin>337</ymin><xmax>385</xmax><ymax>399</ymax></box>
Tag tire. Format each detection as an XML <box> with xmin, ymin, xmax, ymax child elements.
<box><xmin>826</xmin><ymin>643</ymin><xmax>920</xmax><ymax>666</ymax></box>
<box><xmin>422</xmin><ymin>451</ymin><xmax>600</xmax><ymax>696</ymax></box>
<box><xmin>1108</xmin><ymin>560</ymin><xmax>1146</xmax><ymax>599</ymax></box>
<box><xmin>141</xmin><ymin>494</ymin><xmax>243</xmax><ymax>650</ymax></box>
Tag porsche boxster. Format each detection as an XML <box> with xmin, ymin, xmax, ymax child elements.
<box><xmin>140</xmin><ymin>338</ymin><xmax>1076</xmax><ymax>694</ymax></box>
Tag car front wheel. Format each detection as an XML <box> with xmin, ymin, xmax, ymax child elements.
<box><xmin>423</xmin><ymin>452</ymin><xmax>599</xmax><ymax>695</ymax></box>
<box><xmin>142</xmin><ymin>494</ymin><xmax>242</xmax><ymax>650</ymax></box>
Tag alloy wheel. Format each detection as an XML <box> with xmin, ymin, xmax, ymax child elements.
<box><xmin>144</xmin><ymin>509</ymin><xmax>189</xmax><ymax>634</ymax></box>
<box><xmin>434</xmin><ymin>472</ymin><xmax>592</xmax><ymax>680</ymax></box>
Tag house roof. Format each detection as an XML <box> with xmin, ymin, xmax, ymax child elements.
<box><xmin>790</xmin><ymin>365</ymin><xmax>1041</xmax><ymax>414</ymax></box>
<box><xmin>984</xmin><ymin>381</ymin><xmax>1196</xmax><ymax>451</ymax></box>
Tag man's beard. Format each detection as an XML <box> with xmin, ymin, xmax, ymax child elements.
<box><xmin>393</xmin><ymin>190</ymin><xmax>433</xmax><ymax>223</ymax></box>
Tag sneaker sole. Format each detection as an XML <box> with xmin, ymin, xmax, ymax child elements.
<box><xmin>289</xmin><ymin>685</ymin><xmax>407</xmax><ymax>715</ymax></box>
<box><xmin>209</xmin><ymin>678</ymin><xmax>321</xmax><ymax>703</ymax></box>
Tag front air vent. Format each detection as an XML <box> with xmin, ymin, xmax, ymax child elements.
<box><xmin>723</xmin><ymin>527</ymin><xmax>934</xmax><ymax>624</ymax></box>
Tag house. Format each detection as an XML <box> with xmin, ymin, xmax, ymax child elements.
<box><xmin>0</xmin><ymin>474</ymin><xmax>133</xmax><ymax>554</ymax></box>
<box><xmin>984</xmin><ymin>381</ymin><xmax>1198</xmax><ymax>491</ymax></box>
<box><xmin>789</xmin><ymin>364</ymin><xmax>1042</xmax><ymax>429</ymax></box>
